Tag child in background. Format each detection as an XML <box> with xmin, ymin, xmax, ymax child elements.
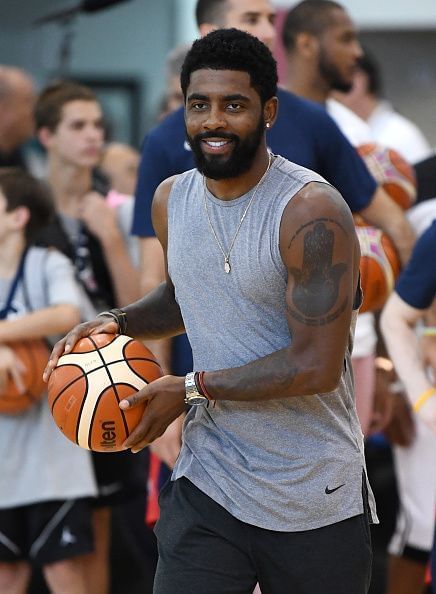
<box><xmin>0</xmin><ymin>168</ymin><xmax>97</xmax><ymax>594</ymax></box>
<box><xmin>34</xmin><ymin>81</ymin><xmax>146</xmax><ymax>594</ymax></box>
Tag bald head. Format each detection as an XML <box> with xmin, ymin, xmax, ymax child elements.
<box><xmin>100</xmin><ymin>142</ymin><xmax>140</xmax><ymax>196</ymax></box>
<box><xmin>0</xmin><ymin>66</ymin><xmax>34</xmax><ymax>99</ymax></box>
<box><xmin>0</xmin><ymin>66</ymin><xmax>35</xmax><ymax>153</ymax></box>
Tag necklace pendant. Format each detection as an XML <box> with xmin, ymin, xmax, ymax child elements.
<box><xmin>224</xmin><ymin>258</ymin><xmax>231</xmax><ymax>274</ymax></box>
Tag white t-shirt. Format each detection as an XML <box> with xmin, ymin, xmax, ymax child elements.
<box><xmin>327</xmin><ymin>98</ymin><xmax>373</xmax><ymax>146</ymax></box>
<box><xmin>407</xmin><ymin>198</ymin><xmax>436</xmax><ymax>237</ymax></box>
<box><xmin>368</xmin><ymin>101</ymin><xmax>432</xmax><ymax>165</ymax></box>
<box><xmin>0</xmin><ymin>247</ymin><xmax>97</xmax><ymax>508</ymax></box>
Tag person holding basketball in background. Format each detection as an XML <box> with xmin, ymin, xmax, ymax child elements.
<box><xmin>0</xmin><ymin>169</ymin><xmax>97</xmax><ymax>594</ymax></box>
<box><xmin>46</xmin><ymin>29</ymin><xmax>376</xmax><ymax>593</ymax></box>
<box><xmin>33</xmin><ymin>81</ymin><xmax>145</xmax><ymax>594</ymax></box>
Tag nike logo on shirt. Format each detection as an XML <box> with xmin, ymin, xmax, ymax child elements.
<box><xmin>325</xmin><ymin>484</ymin><xmax>345</xmax><ymax>495</ymax></box>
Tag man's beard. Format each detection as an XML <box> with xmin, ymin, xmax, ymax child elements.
<box><xmin>186</xmin><ymin>116</ymin><xmax>265</xmax><ymax>180</ymax></box>
<box><xmin>319</xmin><ymin>52</ymin><xmax>353</xmax><ymax>93</ymax></box>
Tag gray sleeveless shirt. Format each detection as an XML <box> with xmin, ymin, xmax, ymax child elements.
<box><xmin>168</xmin><ymin>155</ymin><xmax>376</xmax><ymax>531</ymax></box>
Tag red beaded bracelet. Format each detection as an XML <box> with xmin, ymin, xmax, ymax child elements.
<box><xmin>196</xmin><ymin>371</ymin><xmax>213</xmax><ymax>401</ymax></box>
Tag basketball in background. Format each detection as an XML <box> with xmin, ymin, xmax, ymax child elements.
<box><xmin>48</xmin><ymin>334</ymin><xmax>162</xmax><ymax>452</ymax></box>
<box><xmin>0</xmin><ymin>339</ymin><xmax>49</xmax><ymax>414</ymax></box>
<box><xmin>357</xmin><ymin>142</ymin><xmax>417</xmax><ymax>209</ymax></box>
<box><xmin>356</xmin><ymin>226</ymin><xmax>401</xmax><ymax>313</ymax></box>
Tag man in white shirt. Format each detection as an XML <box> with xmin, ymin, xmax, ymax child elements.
<box><xmin>333</xmin><ymin>52</ymin><xmax>432</xmax><ymax>165</ymax></box>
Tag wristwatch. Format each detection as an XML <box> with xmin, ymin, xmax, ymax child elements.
<box><xmin>184</xmin><ymin>372</ymin><xmax>208</xmax><ymax>406</ymax></box>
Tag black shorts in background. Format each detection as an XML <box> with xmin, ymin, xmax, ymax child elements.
<box><xmin>91</xmin><ymin>448</ymin><xmax>149</xmax><ymax>507</ymax></box>
<box><xmin>0</xmin><ymin>498</ymin><xmax>93</xmax><ymax>566</ymax></box>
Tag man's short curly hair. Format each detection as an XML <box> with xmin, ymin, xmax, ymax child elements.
<box><xmin>282</xmin><ymin>0</ymin><xmax>343</xmax><ymax>52</ymax></box>
<box><xmin>180</xmin><ymin>28</ymin><xmax>278</xmax><ymax>105</ymax></box>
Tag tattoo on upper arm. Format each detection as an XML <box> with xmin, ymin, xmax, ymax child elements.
<box><xmin>287</xmin><ymin>220</ymin><xmax>348</xmax><ymax>326</ymax></box>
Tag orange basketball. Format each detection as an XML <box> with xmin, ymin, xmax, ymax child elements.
<box><xmin>356</xmin><ymin>226</ymin><xmax>401</xmax><ymax>313</ymax></box>
<box><xmin>47</xmin><ymin>334</ymin><xmax>163</xmax><ymax>452</ymax></box>
<box><xmin>357</xmin><ymin>142</ymin><xmax>417</xmax><ymax>209</ymax></box>
<box><xmin>0</xmin><ymin>339</ymin><xmax>49</xmax><ymax>414</ymax></box>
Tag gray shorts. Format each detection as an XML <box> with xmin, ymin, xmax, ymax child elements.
<box><xmin>0</xmin><ymin>498</ymin><xmax>93</xmax><ymax>566</ymax></box>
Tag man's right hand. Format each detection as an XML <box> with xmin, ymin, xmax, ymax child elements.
<box><xmin>42</xmin><ymin>316</ymin><xmax>118</xmax><ymax>382</ymax></box>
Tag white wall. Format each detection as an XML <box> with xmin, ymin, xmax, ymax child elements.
<box><xmin>0</xmin><ymin>0</ymin><xmax>175</xmax><ymax>142</ymax></box>
<box><xmin>174</xmin><ymin>0</ymin><xmax>197</xmax><ymax>43</ymax></box>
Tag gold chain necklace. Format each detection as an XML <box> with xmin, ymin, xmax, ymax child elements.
<box><xmin>202</xmin><ymin>152</ymin><xmax>272</xmax><ymax>274</ymax></box>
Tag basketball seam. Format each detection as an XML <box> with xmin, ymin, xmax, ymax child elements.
<box><xmin>50</xmin><ymin>370</ymin><xmax>88</xmax><ymax>446</ymax></box>
<box><xmin>87</xmin><ymin>389</ymin><xmax>121</xmax><ymax>451</ymax></box>
<box><xmin>75</xmin><ymin>376</ymin><xmax>90</xmax><ymax>446</ymax></box>
<box><xmin>49</xmin><ymin>366</ymin><xmax>87</xmax><ymax>412</ymax></box>
<box><xmin>121</xmin><ymin>353</ymin><xmax>162</xmax><ymax>383</ymax></box>
<box><xmin>88</xmin><ymin>336</ymin><xmax>130</xmax><ymax>448</ymax></box>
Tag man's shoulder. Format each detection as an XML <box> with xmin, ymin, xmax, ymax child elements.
<box><xmin>156</xmin><ymin>169</ymin><xmax>196</xmax><ymax>199</ymax></box>
<box><xmin>418</xmin><ymin>219</ymin><xmax>436</xmax><ymax>247</ymax></box>
<box><xmin>147</xmin><ymin>106</ymin><xmax>185</xmax><ymax>141</ymax></box>
<box><xmin>272</xmin><ymin>89</ymin><xmax>344</xmax><ymax>149</ymax></box>
<box><xmin>142</xmin><ymin>106</ymin><xmax>191</xmax><ymax>166</ymax></box>
<box><xmin>276</xmin><ymin>88</ymin><xmax>333</xmax><ymax>121</ymax></box>
<box><xmin>273</xmin><ymin>154</ymin><xmax>327</xmax><ymax>185</ymax></box>
<box><xmin>402</xmin><ymin>219</ymin><xmax>436</xmax><ymax>270</ymax></box>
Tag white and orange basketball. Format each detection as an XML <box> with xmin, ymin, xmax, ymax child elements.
<box><xmin>47</xmin><ymin>334</ymin><xmax>162</xmax><ymax>452</ymax></box>
<box><xmin>356</xmin><ymin>225</ymin><xmax>401</xmax><ymax>313</ymax></box>
<box><xmin>357</xmin><ymin>142</ymin><xmax>417</xmax><ymax>210</ymax></box>
<box><xmin>0</xmin><ymin>339</ymin><xmax>50</xmax><ymax>414</ymax></box>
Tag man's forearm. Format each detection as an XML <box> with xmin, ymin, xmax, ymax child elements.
<box><xmin>122</xmin><ymin>281</ymin><xmax>185</xmax><ymax>340</ymax></box>
<box><xmin>359</xmin><ymin>187</ymin><xmax>415</xmax><ymax>265</ymax></box>
<box><xmin>101</xmin><ymin>232</ymin><xmax>141</xmax><ymax>306</ymax></box>
<box><xmin>381</xmin><ymin>300</ymin><xmax>430</xmax><ymax>404</ymax></box>
<box><xmin>204</xmin><ymin>343</ymin><xmax>343</xmax><ymax>402</ymax></box>
<box><xmin>0</xmin><ymin>305</ymin><xmax>80</xmax><ymax>342</ymax></box>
